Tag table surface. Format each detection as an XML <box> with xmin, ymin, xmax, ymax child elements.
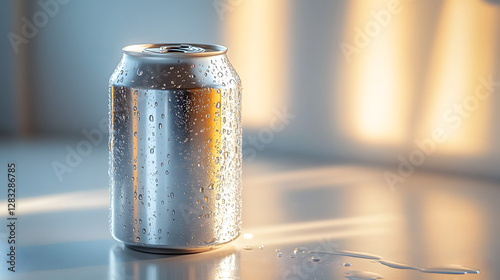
<box><xmin>0</xmin><ymin>139</ymin><xmax>499</xmax><ymax>280</ymax></box>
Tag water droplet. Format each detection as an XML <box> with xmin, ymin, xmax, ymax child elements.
<box><xmin>216</xmin><ymin>193</ymin><xmax>221</xmax><ymax>200</ymax></box>
<box><xmin>138</xmin><ymin>194</ymin><xmax>143</xmax><ymax>200</ymax></box>
<box><xmin>150</xmin><ymin>148</ymin><xmax>154</xmax><ymax>154</ymax></box>
<box><xmin>276</xmin><ymin>249</ymin><xmax>281</xmax><ymax>252</ymax></box>
<box><xmin>158</xmin><ymin>229</ymin><xmax>162</xmax><ymax>234</ymax></box>
<box><xmin>378</xmin><ymin>260</ymin><xmax>417</xmax><ymax>270</ymax></box>
<box><xmin>134</xmin><ymin>131</ymin><xmax>137</xmax><ymax>137</ymax></box>
<box><xmin>142</xmin><ymin>228</ymin><xmax>146</xmax><ymax>234</ymax></box>
<box><xmin>208</xmin><ymin>183</ymin><xmax>214</xmax><ymax>190</ymax></box>
<box><xmin>170</xmin><ymin>192</ymin><xmax>174</xmax><ymax>198</ymax></box>
<box><xmin>243</xmin><ymin>246</ymin><xmax>252</xmax><ymax>250</ymax></box>
<box><xmin>343</xmin><ymin>263</ymin><xmax>352</xmax><ymax>267</ymax></box>
<box><xmin>259</xmin><ymin>245</ymin><xmax>264</xmax><ymax>249</ymax></box>
<box><xmin>199</xmin><ymin>187</ymin><xmax>204</xmax><ymax>192</ymax></box>
<box><xmin>310</xmin><ymin>249</ymin><xmax>382</xmax><ymax>260</ymax></box>
<box><xmin>159</xmin><ymin>123</ymin><xmax>162</xmax><ymax>129</ymax></box>
<box><xmin>165</xmin><ymin>170</ymin><xmax>169</xmax><ymax>175</ymax></box>
<box><xmin>216</xmin><ymin>102</ymin><xmax>221</xmax><ymax>109</ymax></box>
<box><xmin>204</xmin><ymin>196</ymin><xmax>208</xmax><ymax>202</ymax></box>
<box><xmin>149</xmin><ymin>115</ymin><xmax>154</xmax><ymax>122</ymax></box>
<box><xmin>139</xmin><ymin>219</ymin><xmax>142</xmax><ymax>224</ymax></box>
<box><xmin>136</xmin><ymin>236</ymin><xmax>140</xmax><ymax>241</ymax></box>
<box><xmin>185</xmin><ymin>241</ymin><xmax>190</xmax><ymax>246</ymax></box>
<box><xmin>421</xmin><ymin>265</ymin><xmax>480</xmax><ymax>275</ymax></box>
<box><xmin>310</xmin><ymin>256</ymin><xmax>321</xmax><ymax>262</ymax></box>
<box><xmin>277</xmin><ymin>252</ymin><xmax>283</xmax><ymax>257</ymax></box>
<box><xmin>295</xmin><ymin>247</ymin><xmax>308</xmax><ymax>253</ymax></box>
<box><xmin>344</xmin><ymin>271</ymin><xmax>383</xmax><ymax>280</ymax></box>
<box><xmin>161</xmin><ymin>113</ymin><xmax>165</xmax><ymax>119</ymax></box>
<box><xmin>137</xmin><ymin>69</ymin><xmax>143</xmax><ymax>76</ymax></box>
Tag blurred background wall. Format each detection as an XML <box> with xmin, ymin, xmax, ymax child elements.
<box><xmin>1</xmin><ymin>0</ymin><xmax>499</xmax><ymax>180</ymax></box>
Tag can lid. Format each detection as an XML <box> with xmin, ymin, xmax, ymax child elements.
<box><xmin>123</xmin><ymin>43</ymin><xmax>227</xmax><ymax>57</ymax></box>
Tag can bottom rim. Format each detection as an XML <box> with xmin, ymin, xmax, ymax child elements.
<box><xmin>115</xmin><ymin>232</ymin><xmax>241</xmax><ymax>255</ymax></box>
<box><xmin>126</xmin><ymin>244</ymin><xmax>222</xmax><ymax>254</ymax></box>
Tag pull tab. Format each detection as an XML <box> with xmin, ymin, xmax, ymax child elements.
<box><xmin>143</xmin><ymin>44</ymin><xmax>206</xmax><ymax>54</ymax></box>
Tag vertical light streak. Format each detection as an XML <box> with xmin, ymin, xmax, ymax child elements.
<box><xmin>338</xmin><ymin>0</ymin><xmax>412</xmax><ymax>145</ymax></box>
<box><xmin>419</xmin><ymin>0</ymin><xmax>499</xmax><ymax>155</ymax></box>
<box><xmin>225</xmin><ymin>0</ymin><xmax>289</xmax><ymax>127</ymax></box>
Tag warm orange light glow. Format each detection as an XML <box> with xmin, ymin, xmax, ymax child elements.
<box><xmin>421</xmin><ymin>186</ymin><xmax>484</xmax><ymax>266</ymax></box>
<box><xmin>419</xmin><ymin>1</ymin><xmax>499</xmax><ymax>155</ymax></box>
<box><xmin>224</xmin><ymin>0</ymin><xmax>289</xmax><ymax>127</ymax></box>
<box><xmin>338</xmin><ymin>0</ymin><xmax>412</xmax><ymax>145</ymax></box>
<box><xmin>110</xmin><ymin>87</ymin><xmax>115</xmax><ymax>151</ymax></box>
<box><xmin>132</xmin><ymin>88</ymin><xmax>139</xmax><ymax>242</ymax></box>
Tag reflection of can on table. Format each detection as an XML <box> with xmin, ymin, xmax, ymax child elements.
<box><xmin>109</xmin><ymin>244</ymin><xmax>239</xmax><ymax>279</ymax></box>
<box><xmin>109</xmin><ymin>44</ymin><xmax>242</xmax><ymax>253</ymax></box>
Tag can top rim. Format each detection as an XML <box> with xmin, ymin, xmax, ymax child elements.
<box><xmin>123</xmin><ymin>43</ymin><xmax>227</xmax><ymax>57</ymax></box>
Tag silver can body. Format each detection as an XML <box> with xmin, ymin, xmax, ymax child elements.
<box><xmin>109</xmin><ymin>44</ymin><xmax>242</xmax><ymax>253</ymax></box>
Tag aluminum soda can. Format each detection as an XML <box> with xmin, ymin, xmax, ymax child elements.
<box><xmin>109</xmin><ymin>44</ymin><xmax>242</xmax><ymax>253</ymax></box>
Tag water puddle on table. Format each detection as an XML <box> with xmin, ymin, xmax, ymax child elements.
<box><xmin>308</xmin><ymin>249</ymin><xmax>480</xmax><ymax>277</ymax></box>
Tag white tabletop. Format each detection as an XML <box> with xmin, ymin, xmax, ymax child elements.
<box><xmin>0</xmin><ymin>139</ymin><xmax>498</xmax><ymax>279</ymax></box>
